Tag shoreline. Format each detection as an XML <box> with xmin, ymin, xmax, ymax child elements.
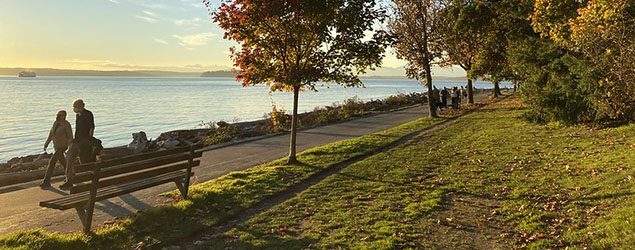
<box><xmin>0</xmin><ymin>88</ymin><xmax>502</xmax><ymax>185</ymax></box>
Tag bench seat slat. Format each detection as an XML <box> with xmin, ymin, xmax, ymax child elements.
<box><xmin>72</xmin><ymin>151</ymin><xmax>202</xmax><ymax>184</ymax></box>
<box><xmin>40</xmin><ymin>177</ymin><xmax>166</xmax><ymax>209</ymax></box>
<box><xmin>40</xmin><ymin>171</ymin><xmax>192</xmax><ymax>210</ymax></box>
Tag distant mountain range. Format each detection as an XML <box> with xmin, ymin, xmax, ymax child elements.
<box><xmin>200</xmin><ymin>70</ymin><xmax>236</xmax><ymax>77</ymax></box>
<box><xmin>0</xmin><ymin>67</ymin><xmax>203</xmax><ymax>77</ymax></box>
<box><xmin>0</xmin><ymin>67</ymin><xmax>468</xmax><ymax>81</ymax></box>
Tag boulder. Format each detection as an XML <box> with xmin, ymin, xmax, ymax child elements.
<box><xmin>9</xmin><ymin>153</ymin><xmax>50</xmax><ymax>172</ymax></box>
<box><xmin>128</xmin><ymin>131</ymin><xmax>150</xmax><ymax>153</ymax></box>
<box><xmin>216</xmin><ymin>121</ymin><xmax>229</xmax><ymax>128</ymax></box>
<box><xmin>162</xmin><ymin>139</ymin><xmax>180</xmax><ymax>149</ymax></box>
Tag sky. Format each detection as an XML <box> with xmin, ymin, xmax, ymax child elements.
<box><xmin>0</xmin><ymin>0</ymin><xmax>464</xmax><ymax>77</ymax></box>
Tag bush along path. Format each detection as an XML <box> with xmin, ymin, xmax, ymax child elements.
<box><xmin>0</xmin><ymin>97</ymin><xmax>497</xmax><ymax>250</ymax></box>
<box><xmin>188</xmin><ymin>96</ymin><xmax>634</xmax><ymax>249</ymax></box>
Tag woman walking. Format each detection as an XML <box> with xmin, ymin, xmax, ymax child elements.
<box><xmin>40</xmin><ymin>110</ymin><xmax>73</xmax><ymax>188</ymax></box>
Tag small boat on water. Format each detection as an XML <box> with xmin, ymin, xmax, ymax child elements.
<box><xmin>18</xmin><ymin>71</ymin><xmax>36</xmax><ymax>77</ymax></box>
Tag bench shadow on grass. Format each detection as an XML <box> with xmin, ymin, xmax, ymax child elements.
<box><xmin>124</xmin><ymin>191</ymin><xmax>249</xmax><ymax>248</ymax></box>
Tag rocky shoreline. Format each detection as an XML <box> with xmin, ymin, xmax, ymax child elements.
<box><xmin>0</xmin><ymin>121</ymin><xmax>267</xmax><ymax>175</ymax></box>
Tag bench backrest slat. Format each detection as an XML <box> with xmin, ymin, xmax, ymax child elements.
<box><xmin>72</xmin><ymin>151</ymin><xmax>203</xmax><ymax>184</ymax></box>
<box><xmin>70</xmin><ymin>160</ymin><xmax>201</xmax><ymax>194</ymax></box>
<box><xmin>75</xmin><ymin>144</ymin><xmax>204</xmax><ymax>172</ymax></box>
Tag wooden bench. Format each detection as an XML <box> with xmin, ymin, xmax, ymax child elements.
<box><xmin>39</xmin><ymin>143</ymin><xmax>204</xmax><ymax>233</ymax></box>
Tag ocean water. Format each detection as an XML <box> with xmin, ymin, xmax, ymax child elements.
<box><xmin>0</xmin><ymin>76</ymin><xmax>507</xmax><ymax>163</ymax></box>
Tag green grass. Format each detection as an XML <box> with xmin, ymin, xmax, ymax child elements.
<box><xmin>0</xmin><ymin>110</ymin><xmax>447</xmax><ymax>250</ymax></box>
<box><xmin>200</xmin><ymin>96</ymin><xmax>634</xmax><ymax>249</ymax></box>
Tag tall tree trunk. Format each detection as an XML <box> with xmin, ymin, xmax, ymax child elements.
<box><xmin>424</xmin><ymin>63</ymin><xmax>437</xmax><ymax>118</ymax></box>
<box><xmin>493</xmin><ymin>80</ymin><xmax>501</xmax><ymax>97</ymax></box>
<box><xmin>287</xmin><ymin>85</ymin><xmax>299</xmax><ymax>164</ymax></box>
<box><xmin>467</xmin><ymin>78</ymin><xmax>474</xmax><ymax>104</ymax></box>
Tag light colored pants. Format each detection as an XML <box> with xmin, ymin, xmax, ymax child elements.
<box><xmin>42</xmin><ymin>147</ymin><xmax>67</xmax><ymax>184</ymax></box>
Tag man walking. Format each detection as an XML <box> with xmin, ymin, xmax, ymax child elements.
<box><xmin>461</xmin><ymin>86</ymin><xmax>467</xmax><ymax>103</ymax></box>
<box><xmin>431</xmin><ymin>86</ymin><xmax>442</xmax><ymax>111</ymax></box>
<box><xmin>60</xmin><ymin>99</ymin><xmax>97</xmax><ymax>189</ymax></box>
<box><xmin>441</xmin><ymin>87</ymin><xmax>449</xmax><ymax>109</ymax></box>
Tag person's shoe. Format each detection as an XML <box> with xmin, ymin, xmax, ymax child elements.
<box><xmin>39</xmin><ymin>182</ymin><xmax>51</xmax><ymax>188</ymax></box>
<box><xmin>59</xmin><ymin>182</ymin><xmax>73</xmax><ymax>190</ymax></box>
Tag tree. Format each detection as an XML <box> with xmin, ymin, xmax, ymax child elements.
<box><xmin>388</xmin><ymin>0</ymin><xmax>445</xmax><ymax>117</ymax></box>
<box><xmin>209</xmin><ymin>0</ymin><xmax>390</xmax><ymax>164</ymax></box>
<box><xmin>469</xmin><ymin>0</ymin><xmax>535</xmax><ymax>98</ymax></box>
<box><xmin>438</xmin><ymin>0</ymin><xmax>489</xmax><ymax>104</ymax></box>
<box><xmin>531</xmin><ymin>0</ymin><xmax>635</xmax><ymax>121</ymax></box>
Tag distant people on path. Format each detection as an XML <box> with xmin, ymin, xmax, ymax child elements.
<box><xmin>60</xmin><ymin>99</ymin><xmax>103</xmax><ymax>189</ymax></box>
<box><xmin>40</xmin><ymin>110</ymin><xmax>73</xmax><ymax>188</ymax></box>
<box><xmin>441</xmin><ymin>87</ymin><xmax>449</xmax><ymax>109</ymax></box>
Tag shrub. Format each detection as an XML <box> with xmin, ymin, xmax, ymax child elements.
<box><xmin>204</xmin><ymin>121</ymin><xmax>240</xmax><ymax>145</ymax></box>
<box><xmin>340</xmin><ymin>96</ymin><xmax>366</xmax><ymax>118</ymax></box>
<box><xmin>314</xmin><ymin>107</ymin><xmax>342</xmax><ymax>124</ymax></box>
<box><xmin>383</xmin><ymin>93</ymin><xmax>410</xmax><ymax>106</ymax></box>
<box><xmin>268</xmin><ymin>105</ymin><xmax>291</xmax><ymax>132</ymax></box>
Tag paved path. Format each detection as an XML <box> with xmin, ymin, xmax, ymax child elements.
<box><xmin>0</xmin><ymin>105</ymin><xmax>434</xmax><ymax>235</ymax></box>
<box><xmin>0</xmin><ymin>93</ymin><xmax>493</xmax><ymax>235</ymax></box>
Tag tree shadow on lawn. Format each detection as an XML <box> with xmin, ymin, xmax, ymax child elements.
<box><xmin>300</xmin><ymin>141</ymin><xmax>382</xmax><ymax>157</ymax></box>
<box><xmin>333</xmin><ymin>171</ymin><xmax>408</xmax><ymax>186</ymax></box>
<box><xmin>214</xmin><ymin>224</ymin><xmax>318</xmax><ymax>250</ymax></box>
<box><xmin>474</xmin><ymin>105</ymin><xmax>526</xmax><ymax>112</ymax></box>
<box><xmin>571</xmin><ymin>191</ymin><xmax>634</xmax><ymax>202</ymax></box>
<box><xmin>454</xmin><ymin>190</ymin><xmax>634</xmax><ymax>203</ymax></box>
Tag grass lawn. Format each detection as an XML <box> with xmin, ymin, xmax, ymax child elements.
<box><xmin>0</xmin><ymin>106</ymin><xmax>451</xmax><ymax>250</ymax></box>
<box><xmin>199</xmin><ymin>96</ymin><xmax>634</xmax><ymax>249</ymax></box>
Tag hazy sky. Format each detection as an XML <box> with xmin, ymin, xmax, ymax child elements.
<box><xmin>0</xmin><ymin>0</ymin><xmax>464</xmax><ymax>77</ymax></box>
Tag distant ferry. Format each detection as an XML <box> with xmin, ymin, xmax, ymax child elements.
<box><xmin>18</xmin><ymin>71</ymin><xmax>36</xmax><ymax>77</ymax></box>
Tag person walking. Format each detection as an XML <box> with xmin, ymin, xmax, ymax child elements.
<box><xmin>441</xmin><ymin>87</ymin><xmax>449</xmax><ymax>109</ymax></box>
<box><xmin>40</xmin><ymin>110</ymin><xmax>73</xmax><ymax>188</ymax></box>
<box><xmin>60</xmin><ymin>99</ymin><xmax>98</xmax><ymax>189</ymax></box>
<box><xmin>451</xmin><ymin>87</ymin><xmax>459</xmax><ymax>110</ymax></box>
<box><xmin>431</xmin><ymin>86</ymin><xmax>442</xmax><ymax>111</ymax></box>
<box><xmin>461</xmin><ymin>86</ymin><xmax>467</xmax><ymax>103</ymax></box>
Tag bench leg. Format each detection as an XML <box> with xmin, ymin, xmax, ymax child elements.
<box><xmin>174</xmin><ymin>180</ymin><xmax>187</xmax><ymax>200</ymax></box>
<box><xmin>75</xmin><ymin>202</ymin><xmax>95</xmax><ymax>234</ymax></box>
<box><xmin>74</xmin><ymin>207</ymin><xmax>87</xmax><ymax>228</ymax></box>
<box><xmin>84</xmin><ymin>201</ymin><xmax>95</xmax><ymax>234</ymax></box>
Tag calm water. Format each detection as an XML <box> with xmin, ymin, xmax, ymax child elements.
<box><xmin>0</xmin><ymin>76</ymin><xmax>506</xmax><ymax>163</ymax></box>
